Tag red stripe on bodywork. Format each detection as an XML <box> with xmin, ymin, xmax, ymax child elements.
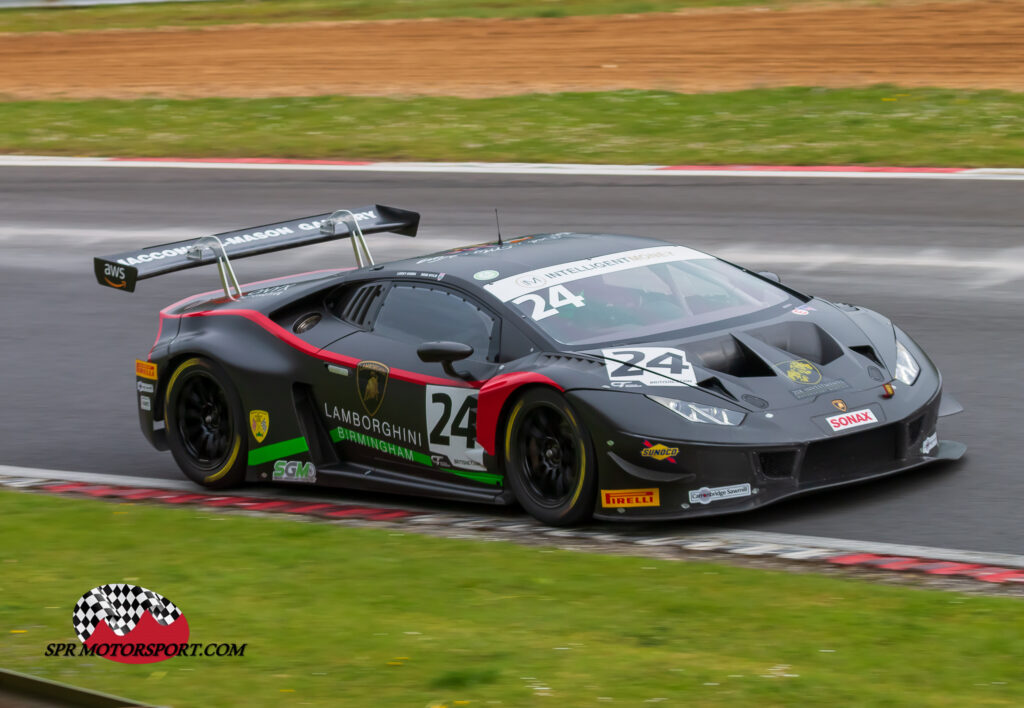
<box><xmin>476</xmin><ymin>371</ymin><xmax>564</xmax><ymax>456</ymax></box>
<box><xmin>165</xmin><ymin>308</ymin><xmax>474</xmax><ymax>388</ymax></box>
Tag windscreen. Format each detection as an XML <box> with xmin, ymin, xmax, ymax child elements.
<box><xmin>484</xmin><ymin>245</ymin><xmax>791</xmax><ymax>346</ymax></box>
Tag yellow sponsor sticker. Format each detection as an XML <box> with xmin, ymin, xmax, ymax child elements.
<box><xmin>135</xmin><ymin>359</ymin><xmax>158</xmax><ymax>380</ymax></box>
<box><xmin>641</xmin><ymin>442</ymin><xmax>679</xmax><ymax>461</ymax></box>
<box><xmin>601</xmin><ymin>488</ymin><xmax>660</xmax><ymax>508</ymax></box>
<box><xmin>249</xmin><ymin>410</ymin><xmax>270</xmax><ymax>443</ymax></box>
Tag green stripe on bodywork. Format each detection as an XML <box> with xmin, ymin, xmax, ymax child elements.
<box><xmin>329</xmin><ymin>426</ymin><xmax>503</xmax><ymax>486</ymax></box>
<box><xmin>247</xmin><ymin>436</ymin><xmax>309</xmax><ymax>466</ymax></box>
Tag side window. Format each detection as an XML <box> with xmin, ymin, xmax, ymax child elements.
<box><xmin>373</xmin><ymin>285</ymin><xmax>497</xmax><ymax>361</ymax></box>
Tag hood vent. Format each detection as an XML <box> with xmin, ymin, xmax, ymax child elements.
<box><xmin>747</xmin><ymin>322</ymin><xmax>843</xmax><ymax>365</ymax></box>
<box><xmin>696</xmin><ymin>376</ymin><xmax>737</xmax><ymax>401</ymax></box>
<box><xmin>850</xmin><ymin>344</ymin><xmax>883</xmax><ymax>368</ymax></box>
<box><xmin>688</xmin><ymin>335</ymin><xmax>775</xmax><ymax>378</ymax></box>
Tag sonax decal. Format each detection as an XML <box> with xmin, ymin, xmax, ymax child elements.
<box><xmin>826</xmin><ymin>408</ymin><xmax>878</xmax><ymax>432</ymax></box>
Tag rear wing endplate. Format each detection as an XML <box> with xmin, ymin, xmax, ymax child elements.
<box><xmin>93</xmin><ymin>204</ymin><xmax>419</xmax><ymax>297</ymax></box>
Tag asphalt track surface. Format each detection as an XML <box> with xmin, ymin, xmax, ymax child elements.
<box><xmin>1</xmin><ymin>166</ymin><xmax>1021</xmax><ymax>554</ymax></box>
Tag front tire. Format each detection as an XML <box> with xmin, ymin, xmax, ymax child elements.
<box><xmin>164</xmin><ymin>357</ymin><xmax>247</xmax><ymax>489</ymax></box>
<box><xmin>504</xmin><ymin>388</ymin><xmax>596</xmax><ymax>526</ymax></box>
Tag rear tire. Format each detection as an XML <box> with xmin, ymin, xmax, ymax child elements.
<box><xmin>504</xmin><ymin>388</ymin><xmax>596</xmax><ymax>526</ymax></box>
<box><xmin>164</xmin><ymin>357</ymin><xmax>247</xmax><ymax>489</ymax></box>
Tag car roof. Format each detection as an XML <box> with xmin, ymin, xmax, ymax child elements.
<box><xmin>377</xmin><ymin>232</ymin><xmax>676</xmax><ymax>283</ymax></box>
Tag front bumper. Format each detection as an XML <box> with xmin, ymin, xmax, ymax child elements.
<box><xmin>575</xmin><ymin>387</ymin><xmax>965</xmax><ymax>521</ymax></box>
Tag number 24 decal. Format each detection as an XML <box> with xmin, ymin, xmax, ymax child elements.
<box><xmin>429</xmin><ymin>391</ymin><xmax>476</xmax><ymax>447</ymax></box>
<box><xmin>602</xmin><ymin>347</ymin><xmax>698</xmax><ymax>386</ymax></box>
<box><xmin>513</xmin><ymin>284</ymin><xmax>585</xmax><ymax>320</ymax></box>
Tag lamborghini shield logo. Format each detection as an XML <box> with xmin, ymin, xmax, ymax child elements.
<box><xmin>249</xmin><ymin>410</ymin><xmax>270</xmax><ymax>443</ymax></box>
<box><xmin>356</xmin><ymin>361</ymin><xmax>389</xmax><ymax>416</ymax></box>
<box><xmin>776</xmin><ymin>359</ymin><xmax>822</xmax><ymax>385</ymax></box>
<box><xmin>832</xmin><ymin>399</ymin><xmax>847</xmax><ymax>412</ymax></box>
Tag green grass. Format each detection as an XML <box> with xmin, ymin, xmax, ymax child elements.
<box><xmin>0</xmin><ymin>0</ymin><xmax>863</xmax><ymax>34</ymax></box>
<box><xmin>1</xmin><ymin>490</ymin><xmax>1022</xmax><ymax>707</ymax></box>
<box><xmin>3</xmin><ymin>87</ymin><xmax>1024</xmax><ymax>166</ymax></box>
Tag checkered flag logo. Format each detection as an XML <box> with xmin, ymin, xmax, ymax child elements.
<box><xmin>72</xmin><ymin>584</ymin><xmax>183</xmax><ymax>643</ymax></box>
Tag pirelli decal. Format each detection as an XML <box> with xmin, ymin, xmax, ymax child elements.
<box><xmin>601</xmin><ymin>488</ymin><xmax>660</xmax><ymax>508</ymax></box>
<box><xmin>135</xmin><ymin>359</ymin><xmax>158</xmax><ymax>380</ymax></box>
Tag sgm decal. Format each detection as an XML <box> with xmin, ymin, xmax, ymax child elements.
<box><xmin>135</xmin><ymin>360</ymin><xmax>157</xmax><ymax>380</ymax></box>
<box><xmin>249</xmin><ymin>410</ymin><xmax>270</xmax><ymax>443</ymax></box>
<box><xmin>356</xmin><ymin>361</ymin><xmax>389</xmax><ymax>416</ymax></box>
<box><xmin>689</xmin><ymin>483</ymin><xmax>752</xmax><ymax>505</ymax></box>
<box><xmin>272</xmin><ymin>460</ymin><xmax>316</xmax><ymax>483</ymax></box>
<box><xmin>139</xmin><ymin>395</ymin><xmax>151</xmax><ymax>411</ymax></box>
<box><xmin>641</xmin><ymin>440</ymin><xmax>679</xmax><ymax>462</ymax></box>
<box><xmin>826</xmin><ymin>408</ymin><xmax>878</xmax><ymax>433</ymax></box>
<box><xmin>426</xmin><ymin>386</ymin><xmax>485</xmax><ymax>471</ymax></box>
<box><xmin>601</xmin><ymin>488</ymin><xmax>660</xmax><ymax>508</ymax></box>
<box><xmin>603</xmin><ymin>347</ymin><xmax>697</xmax><ymax>387</ymax></box>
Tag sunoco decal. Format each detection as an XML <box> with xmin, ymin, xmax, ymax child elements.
<box><xmin>688</xmin><ymin>483</ymin><xmax>752</xmax><ymax>505</ymax></box>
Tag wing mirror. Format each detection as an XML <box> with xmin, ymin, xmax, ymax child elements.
<box><xmin>417</xmin><ymin>341</ymin><xmax>474</xmax><ymax>379</ymax></box>
<box><xmin>758</xmin><ymin>271</ymin><xmax>782</xmax><ymax>283</ymax></box>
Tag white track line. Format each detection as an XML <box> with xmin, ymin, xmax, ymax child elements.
<box><xmin>4</xmin><ymin>464</ymin><xmax>1023</xmax><ymax>568</ymax></box>
<box><xmin>3</xmin><ymin>155</ymin><xmax>1024</xmax><ymax>180</ymax></box>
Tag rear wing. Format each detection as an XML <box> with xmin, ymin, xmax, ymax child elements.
<box><xmin>93</xmin><ymin>204</ymin><xmax>419</xmax><ymax>297</ymax></box>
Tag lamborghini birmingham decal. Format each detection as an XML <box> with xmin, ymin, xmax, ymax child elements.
<box><xmin>329</xmin><ymin>426</ymin><xmax>501</xmax><ymax>485</ymax></box>
<box><xmin>323</xmin><ymin>403</ymin><xmax>422</xmax><ymax>447</ymax></box>
<box><xmin>484</xmin><ymin>245</ymin><xmax>709</xmax><ymax>302</ymax></box>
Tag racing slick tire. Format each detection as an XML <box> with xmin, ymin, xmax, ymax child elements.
<box><xmin>504</xmin><ymin>388</ymin><xmax>597</xmax><ymax>526</ymax></box>
<box><xmin>164</xmin><ymin>357</ymin><xmax>247</xmax><ymax>489</ymax></box>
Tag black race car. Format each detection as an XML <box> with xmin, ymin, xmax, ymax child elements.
<box><xmin>95</xmin><ymin>204</ymin><xmax>965</xmax><ymax>525</ymax></box>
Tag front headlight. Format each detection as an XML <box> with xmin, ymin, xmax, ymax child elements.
<box><xmin>894</xmin><ymin>341</ymin><xmax>920</xmax><ymax>385</ymax></box>
<box><xmin>647</xmin><ymin>395</ymin><xmax>746</xmax><ymax>426</ymax></box>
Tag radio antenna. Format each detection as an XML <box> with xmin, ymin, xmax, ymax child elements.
<box><xmin>494</xmin><ymin>208</ymin><xmax>503</xmax><ymax>245</ymax></box>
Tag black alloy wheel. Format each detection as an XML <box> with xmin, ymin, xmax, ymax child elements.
<box><xmin>165</xmin><ymin>357</ymin><xmax>247</xmax><ymax>488</ymax></box>
<box><xmin>504</xmin><ymin>388</ymin><xmax>596</xmax><ymax>526</ymax></box>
